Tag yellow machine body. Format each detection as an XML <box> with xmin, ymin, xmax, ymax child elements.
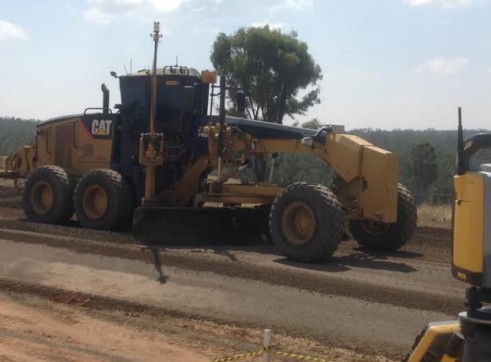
<box><xmin>33</xmin><ymin>116</ymin><xmax>113</xmax><ymax>176</ymax></box>
<box><xmin>404</xmin><ymin>321</ymin><xmax>461</xmax><ymax>362</ymax></box>
<box><xmin>197</xmin><ymin>124</ymin><xmax>399</xmax><ymax>223</ymax></box>
<box><xmin>406</xmin><ymin>113</ymin><xmax>491</xmax><ymax>362</ymax></box>
<box><xmin>453</xmin><ymin>171</ymin><xmax>491</xmax><ymax>287</ymax></box>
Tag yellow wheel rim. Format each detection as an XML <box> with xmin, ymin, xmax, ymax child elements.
<box><xmin>82</xmin><ymin>185</ymin><xmax>108</xmax><ymax>220</ymax></box>
<box><xmin>281</xmin><ymin>201</ymin><xmax>316</xmax><ymax>246</ymax></box>
<box><xmin>30</xmin><ymin>181</ymin><xmax>54</xmax><ymax>215</ymax></box>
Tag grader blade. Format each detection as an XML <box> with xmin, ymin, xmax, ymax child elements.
<box><xmin>132</xmin><ymin>206</ymin><xmax>270</xmax><ymax>246</ymax></box>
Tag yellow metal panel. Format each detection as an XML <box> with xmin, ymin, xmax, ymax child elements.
<box><xmin>359</xmin><ymin>146</ymin><xmax>399</xmax><ymax>223</ymax></box>
<box><xmin>196</xmin><ymin>184</ymin><xmax>281</xmax><ymax>205</ymax></box>
<box><xmin>33</xmin><ymin>117</ymin><xmax>113</xmax><ymax>175</ymax></box>
<box><xmin>324</xmin><ymin>134</ymin><xmax>366</xmax><ymax>182</ymax></box>
<box><xmin>71</xmin><ymin>118</ymin><xmax>112</xmax><ymax>175</ymax></box>
<box><xmin>405</xmin><ymin>321</ymin><xmax>460</xmax><ymax>362</ymax></box>
<box><xmin>35</xmin><ymin>124</ymin><xmax>55</xmax><ymax>166</ymax></box>
<box><xmin>453</xmin><ymin>173</ymin><xmax>484</xmax><ymax>275</ymax></box>
<box><xmin>221</xmin><ymin>184</ymin><xmax>283</xmax><ymax>197</ymax></box>
<box><xmin>175</xmin><ymin>156</ymin><xmax>210</xmax><ymax>206</ymax></box>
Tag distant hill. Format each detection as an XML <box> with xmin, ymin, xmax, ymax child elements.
<box><xmin>0</xmin><ymin>117</ymin><xmax>38</xmax><ymax>155</ymax></box>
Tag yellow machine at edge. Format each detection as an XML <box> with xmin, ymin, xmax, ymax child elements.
<box><xmin>405</xmin><ymin>108</ymin><xmax>491</xmax><ymax>362</ymax></box>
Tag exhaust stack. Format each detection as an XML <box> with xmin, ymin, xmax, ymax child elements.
<box><xmin>101</xmin><ymin>83</ymin><xmax>110</xmax><ymax>114</ymax></box>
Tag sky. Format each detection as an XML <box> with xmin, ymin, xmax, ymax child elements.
<box><xmin>1</xmin><ymin>0</ymin><xmax>491</xmax><ymax>130</ymax></box>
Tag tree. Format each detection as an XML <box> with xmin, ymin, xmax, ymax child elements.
<box><xmin>0</xmin><ymin>117</ymin><xmax>37</xmax><ymax>155</ymax></box>
<box><xmin>210</xmin><ymin>26</ymin><xmax>322</xmax><ymax>124</ymax></box>
<box><xmin>410</xmin><ymin>142</ymin><xmax>438</xmax><ymax>201</ymax></box>
<box><xmin>300</xmin><ymin>118</ymin><xmax>322</xmax><ymax>130</ymax></box>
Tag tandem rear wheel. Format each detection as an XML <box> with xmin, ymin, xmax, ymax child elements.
<box><xmin>23</xmin><ymin>165</ymin><xmax>74</xmax><ymax>224</ymax></box>
<box><xmin>73</xmin><ymin>169</ymin><xmax>134</xmax><ymax>231</ymax></box>
<box><xmin>348</xmin><ymin>183</ymin><xmax>417</xmax><ymax>251</ymax></box>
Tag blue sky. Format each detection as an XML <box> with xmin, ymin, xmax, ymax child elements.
<box><xmin>1</xmin><ymin>0</ymin><xmax>490</xmax><ymax>130</ymax></box>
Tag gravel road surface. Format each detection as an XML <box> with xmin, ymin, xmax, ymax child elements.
<box><xmin>0</xmin><ymin>187</ymin><xmax>462</xmax><ymax>361</ymax></box>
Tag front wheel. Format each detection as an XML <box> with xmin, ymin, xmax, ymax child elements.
<box><xmin>73</xmin><ymin>169</ymin><xmax>134</xmax><ymax>231</ymax></box>
<box><xmin>269</xmin><ymin>182</ymin><xmax>343</xmax><ymax>262</ymax></box>
<box><xmin>348</xmin><ymin>183</ymin><xmax>417</xmax><ymax>251</ymax></box>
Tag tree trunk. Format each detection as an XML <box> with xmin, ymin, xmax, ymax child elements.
<box><xmin>276</xmin><ymin>83</ymin><xmax>288</xmax><ymax>124</ymax></box>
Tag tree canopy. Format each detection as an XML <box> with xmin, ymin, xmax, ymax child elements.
<box><xmin>210</xmin><ymin>26</ymin><xmax>322</xmax><ymax>124</ymax></box>
<box><xmin>410</xmin><ymin>142</ymin><xmax>438</xmax><ymax>199</ymax></box>
<box><xmin>0</xmin><ymin>117</ymin><xmax>37</xmax><ymax>155</ymax></box>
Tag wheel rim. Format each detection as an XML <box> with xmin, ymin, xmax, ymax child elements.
<box><xmin>30</xmin><ymin>181</ymin><xmax>54</xmax><ymax>215</ymax></box>
<box><xmin>82</xmin><ymin>185</ymin><xmax>108</xmax><ymax>220</ymax></box>
<box><xmin>358</xmin><ymin>220</ymin><xmax>391</xmax><ymax>236</ymax></box>
<box><xmin>281</xmin><ymin>201</ymin><xmax>316</xmax><ymax>246</ymax></box>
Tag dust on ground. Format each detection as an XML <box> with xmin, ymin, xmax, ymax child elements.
<box><xmin>0</xmin><ymin>291</ymin><xmax>393</xmax><ymax>362</ymax></box>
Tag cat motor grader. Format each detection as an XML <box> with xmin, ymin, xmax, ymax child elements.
<box><xmin>0</xmin><ymin>23</ymin><xmax>416</xmax><ymax>262</ymax></box>
<box><xmin>404</xmin><ymin>108</ymin><xmax>491</xmax><ymax>361</ymax></box>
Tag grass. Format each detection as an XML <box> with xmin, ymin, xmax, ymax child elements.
<box><xmin>417</xmin><ymin>203</ymin><xmax>452</xmax><ymax>229</ymax></box>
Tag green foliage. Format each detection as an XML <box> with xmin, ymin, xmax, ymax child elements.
<box><xmin>210</xmin><ymin>26</ymin><xmax>322</xmax><ymax>124</ymax></box>
<box><xmin>0</xmin><ymin>117</ymin><xmax>38</xmax><ymax>155</ymax></box>
<box><xmin>300</xmin><ymin>118</ymin><xmax>322</xmax><ymax>130</ymax></box>
<box><xmin>410</xmin><ymin>142</ymin><xmax>438</xmax><ymax>200</ymax></box>
<box><xmin>272</xmin><ymin>153</ymin><xmax>333</xmax><ymax>186</ymax></box>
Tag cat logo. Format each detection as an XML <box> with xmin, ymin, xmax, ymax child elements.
<box><xmin>91</xmin><ymin>119</ymin><xmax>112</xmax><ymax>136</ymax></box>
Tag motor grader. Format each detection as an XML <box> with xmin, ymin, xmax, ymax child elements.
<box><xmin>0</xmin><ymin>23</ymin><xmax>416</xmax><ymax>262</ymax></box>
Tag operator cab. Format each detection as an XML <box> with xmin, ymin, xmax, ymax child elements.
<box><xmin>112</xmin><ymin>66</ymin><xmax>216</xmax><ymax>198</ymax></box>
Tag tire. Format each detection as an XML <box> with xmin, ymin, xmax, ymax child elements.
<box><xmin>348</xmin><ymin>183</ymin><xmax>417</xmax><ymax>251</ymax></box>
<box><xmin>22</xmin><ymin>165</ymin><xmax>73</xmax><ymax>224</ymax></box>
<box><xmin>269</xmin><ymin>182</ymin><xmax>343</xmax><ymax>262</ymax></box>
<box><xmin>73</xmin><ymin>169</ymin><xmax>134</xmax><ymax>231</ymax></box>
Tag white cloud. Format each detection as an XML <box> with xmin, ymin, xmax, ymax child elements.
<box><xmin>84</xmin><ymin>0</ymin><xmax>184</xmax><ymax>24</ymax></box>
<box><xmin>283</xmin><ymin>0</ymin><xmax>313</xmax><ymax>10</ymax></box>
<box><xmin>403</xmin><ymin>0</ymin><xmax>475</xmax><ymax>8</ymax></box>
<box><xmin>412</xmin><ymin>57</ymin><xmax>469</xmax><ymax>75</ymax></box>
<box><xmin>147</xmin><ymin>0</ymin><xmax>185</xmax><ymax>12</ymax></box>
<box><xmin>0</xmin><ymin>20</ymin><xmax>28</xmax><ymax>40</ymax></box>
<box><xmin>84</xmin><ymin>7</ymin><xmax>116</xmax><ymax>24</ymax></box>
<box><xmin>268</xmin><ymin>0</ymin><xmax>313</xmax><ymax>13</ymax></box>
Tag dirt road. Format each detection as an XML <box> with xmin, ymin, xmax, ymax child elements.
<box><xmin>0</xmin><ymin>187</ymin><xmax>460</xmax><ymax>361</ymax></box>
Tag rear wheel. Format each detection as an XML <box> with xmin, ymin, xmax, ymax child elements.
<box><xmin>269</xmin><ymin>182</ymin><xmax>343</xmax><ymax>262</ymax></box>
<box><xmin>22</xmin><ymin>166</ymin><xmax>73</xmax><ymax>224</ymax></box>
<box><xmin>348</xmin><ymin>183</ymin><xmax>417</xmax><ymax>251</ymax></box>
<box><xmin>74</xmin><ymin>169</ymin><xmax>134</xmax><ymax>230</ymax></box>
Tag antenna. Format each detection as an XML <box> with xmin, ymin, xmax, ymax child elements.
<box><xmin>124</xmin><ymin>64</ymin><xmax>128</xmax><ymax>75</ymax></box>
<box><xmin>457</xmin><ymin>107</ymin><xmax>465</xmax><ymax>175</ymax></box>
<box><xmin>175</xmin><ymin>55</ymin><xmax>178</xmax><ymax>66</ymax></box>
<box><xmin>149</xmin><ymin>21</ymin><xmax>162</xmax><ymax>134</ymax></box>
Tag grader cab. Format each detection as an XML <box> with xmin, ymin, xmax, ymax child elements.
<box><xmin>1</xmin><ymin>23</ymin><xmax>416</xmax><ymax>262</ymax></box>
